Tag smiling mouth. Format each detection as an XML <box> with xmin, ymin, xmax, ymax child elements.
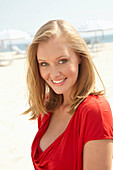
<box><xmin>52</xmin><ymin>78</ymin><xmax>67</xmax><ymax>84</ymax></box>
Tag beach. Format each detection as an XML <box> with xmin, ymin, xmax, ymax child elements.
<box><xmin>0</xmin><ymin>42</ymin><xmax>113</xmax><ymax>169</ymax></box>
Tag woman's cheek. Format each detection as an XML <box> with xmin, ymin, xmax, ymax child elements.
<box><xmin>40</xmin><ymin>68</ymin><xmax>48</xmax><ymax>80</ymax></box>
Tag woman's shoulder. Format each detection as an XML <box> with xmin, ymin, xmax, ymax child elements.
<box><xmin>37</xmin><ymin>112</ymin><xmax>52</xmax><ymax>129</ymax></box>
<box><xmin>79</xmin><ymin>94</ymin><xmax>111</xmax><ymax>113</ymax></box>
<box><xmin>77</xmin><ymin>95</ymin><xmax>113</xmax><ymax>144</ymax></box>
<box><xmin>77</xmin><ymin>94</ymin><xmax>113</xmax><ymax>123</ymax></box>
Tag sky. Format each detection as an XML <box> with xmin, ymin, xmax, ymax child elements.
<box><xmin>0</xmin><ymin>0</ymin><xmax>113</xmax><ymax>35</ymax></box>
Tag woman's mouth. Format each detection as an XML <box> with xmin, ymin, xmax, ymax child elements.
<box><xmin>52</xmin><ymin>78</ymin><xmax>67</xmax><ymax>84</ymax></box>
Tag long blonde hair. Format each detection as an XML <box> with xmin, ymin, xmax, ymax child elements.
<box><xmin>24</xmin><ymin>19</ymin><xmax>105</xmax><ymax>119</ymax></box>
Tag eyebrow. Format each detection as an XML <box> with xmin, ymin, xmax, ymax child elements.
<box><xmin>38</xmin><ymin>55</ymin><xmax>69</xmax><ymax>62</ymax></box>
<box><xmin>38</xmin><ymin>59</ymin><xmax>46</xmax><ymax>62</ymax></box>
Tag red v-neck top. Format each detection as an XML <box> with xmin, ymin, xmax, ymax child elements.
<box><xmin>31</xmin><ymin>95</ymin><xmax>113</xmax><ymax>170</ymax></box>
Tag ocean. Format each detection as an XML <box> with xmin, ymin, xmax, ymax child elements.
<box><xmin>0</xmin><ymin>34</ymin><xmax>113</xmax><ymax>52</ymax></box>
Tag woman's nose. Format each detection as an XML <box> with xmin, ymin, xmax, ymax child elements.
<box><xmin>50</xmin><ymin>66</ymin><xmax>61</xmax><ymax>78</ymax></box>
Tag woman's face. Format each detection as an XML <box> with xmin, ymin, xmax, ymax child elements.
<box><xmin>37</xmin><ymin>37</ymin><xmax>81</xmax><ymax>96</ymax></box>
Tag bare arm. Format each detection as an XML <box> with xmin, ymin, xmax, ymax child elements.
<box><xmin>83</xmin><ymin>139</ymin><xmax>113</xmax><ymax>170</ymax></box>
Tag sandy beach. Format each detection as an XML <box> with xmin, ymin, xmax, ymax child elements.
<box><xmin>0</xmin><ymin>42</ymin><xmax>113</xmax><ymax>169</ymax></box>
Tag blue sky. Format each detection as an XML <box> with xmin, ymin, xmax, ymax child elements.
<box><xmin>0</xmin><ymin>0</ymin><xmax>113</xmax><ymax>34</ymax></box>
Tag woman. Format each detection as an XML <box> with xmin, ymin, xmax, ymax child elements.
<box><xmin>25</xmin><ymin>20</ymin><xmax>113</xmax><ymax>169</ymax></box>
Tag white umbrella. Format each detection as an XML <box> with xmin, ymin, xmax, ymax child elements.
<box><xmin>0</xmin><ymin>29</ymin><xmax>30</xmax><ymax>41</ymax></box>
<box><xmin>77</xmin><ymin>19</ymin><xmax>113</xmax><ymax>45</ymax></box>
<box><xmin>77</xmin><ymin>19</ymin><xmax>113</xmax><ymax>32</ymax></box>
<box><xmin>0</xmin><ymin>29</ymin><xmax>31</xmax><ymax>52</ymax></box>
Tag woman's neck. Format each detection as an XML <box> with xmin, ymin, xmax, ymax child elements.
<box><xmin>63</xmin><ymin>91</ymin><xmax>71</xmax><ymax>107</ymax></box>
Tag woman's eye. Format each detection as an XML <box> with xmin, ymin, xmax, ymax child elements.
<box><xmin>59</xmin><ymin>59</ymin><xmax>67</xmax><ymax>64</ymax></box>
<box><xmin>40</xmin><ymin>62</ymin><xmax>48</xmax><ymax>66</ymax></box>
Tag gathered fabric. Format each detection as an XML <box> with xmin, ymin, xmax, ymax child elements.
<box><xmin>31</xmin><ymin>95</ymin><xmax>113</xmax><ymax>170</ymax></box>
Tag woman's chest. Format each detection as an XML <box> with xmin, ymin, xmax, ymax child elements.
<box><xmin>32</xmin><ymin>111</ymin><xmax>84</xmax><ymax>170</ymax></box>
<box><xmin>39</xmin><ymin>112</ymin><xmax>73</xmax><ymax>152</ymax></box>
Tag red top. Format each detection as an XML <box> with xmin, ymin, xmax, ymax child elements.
<box><xmin>31</xmin><ymin>95</ymin><xmax>113</xmax><ymax>170</ymax></box>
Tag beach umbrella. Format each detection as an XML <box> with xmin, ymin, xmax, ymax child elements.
<box><xmin>0</xmin><ymin>29</ymin><xmax>31</xmax><ymax>52</ymax></box>
<box><xmin>77</xmin><ymin>19</ymin><xmax>113</xmax><ymax>32</ymax></box>
<box><xmin>77</xmin><ymin>19</ymin><xmax>113</xmax><ymax>43</ymax></box>
<box><xmin>0</xmin><ymin>29</ymin><xmax>30</xmax><ymax>41</ymax></box>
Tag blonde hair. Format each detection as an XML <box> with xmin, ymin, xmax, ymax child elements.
<box><xmin>24</xmin><ymin>19</ymin><xmax>105</xmax><ymax>119</ymax></box>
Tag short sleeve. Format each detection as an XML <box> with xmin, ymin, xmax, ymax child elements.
<box><xmin>80</xmin><ymin>96</ymin><xmax>113</xmax><ymax>145</ymax></box>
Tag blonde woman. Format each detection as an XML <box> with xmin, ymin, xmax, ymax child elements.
<box><xmin>25</xmin><ymin>20</ymin><xmax>113</xmax><ymax>170</ymax></box>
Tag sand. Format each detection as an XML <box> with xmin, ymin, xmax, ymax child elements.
<box><xmin>0</xmin><ymin>53</ymin><xmax>37</xmax><ymax>170</ymax></box>
<box><xmin>0</xmin><ymin>43</ymin><xmax>113</xmax><ymax>169</ymax></box>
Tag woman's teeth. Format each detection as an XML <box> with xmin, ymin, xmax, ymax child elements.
<box><xmin>52</xmin><ymin>79</ymin><xmax>65</xmax><ymax>84</ymax></box>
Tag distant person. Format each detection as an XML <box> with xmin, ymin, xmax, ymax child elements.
<box><xmin>24</xmin><ymin>20</ymin><xmax>113</xmax><ymax>170</ymax></box>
